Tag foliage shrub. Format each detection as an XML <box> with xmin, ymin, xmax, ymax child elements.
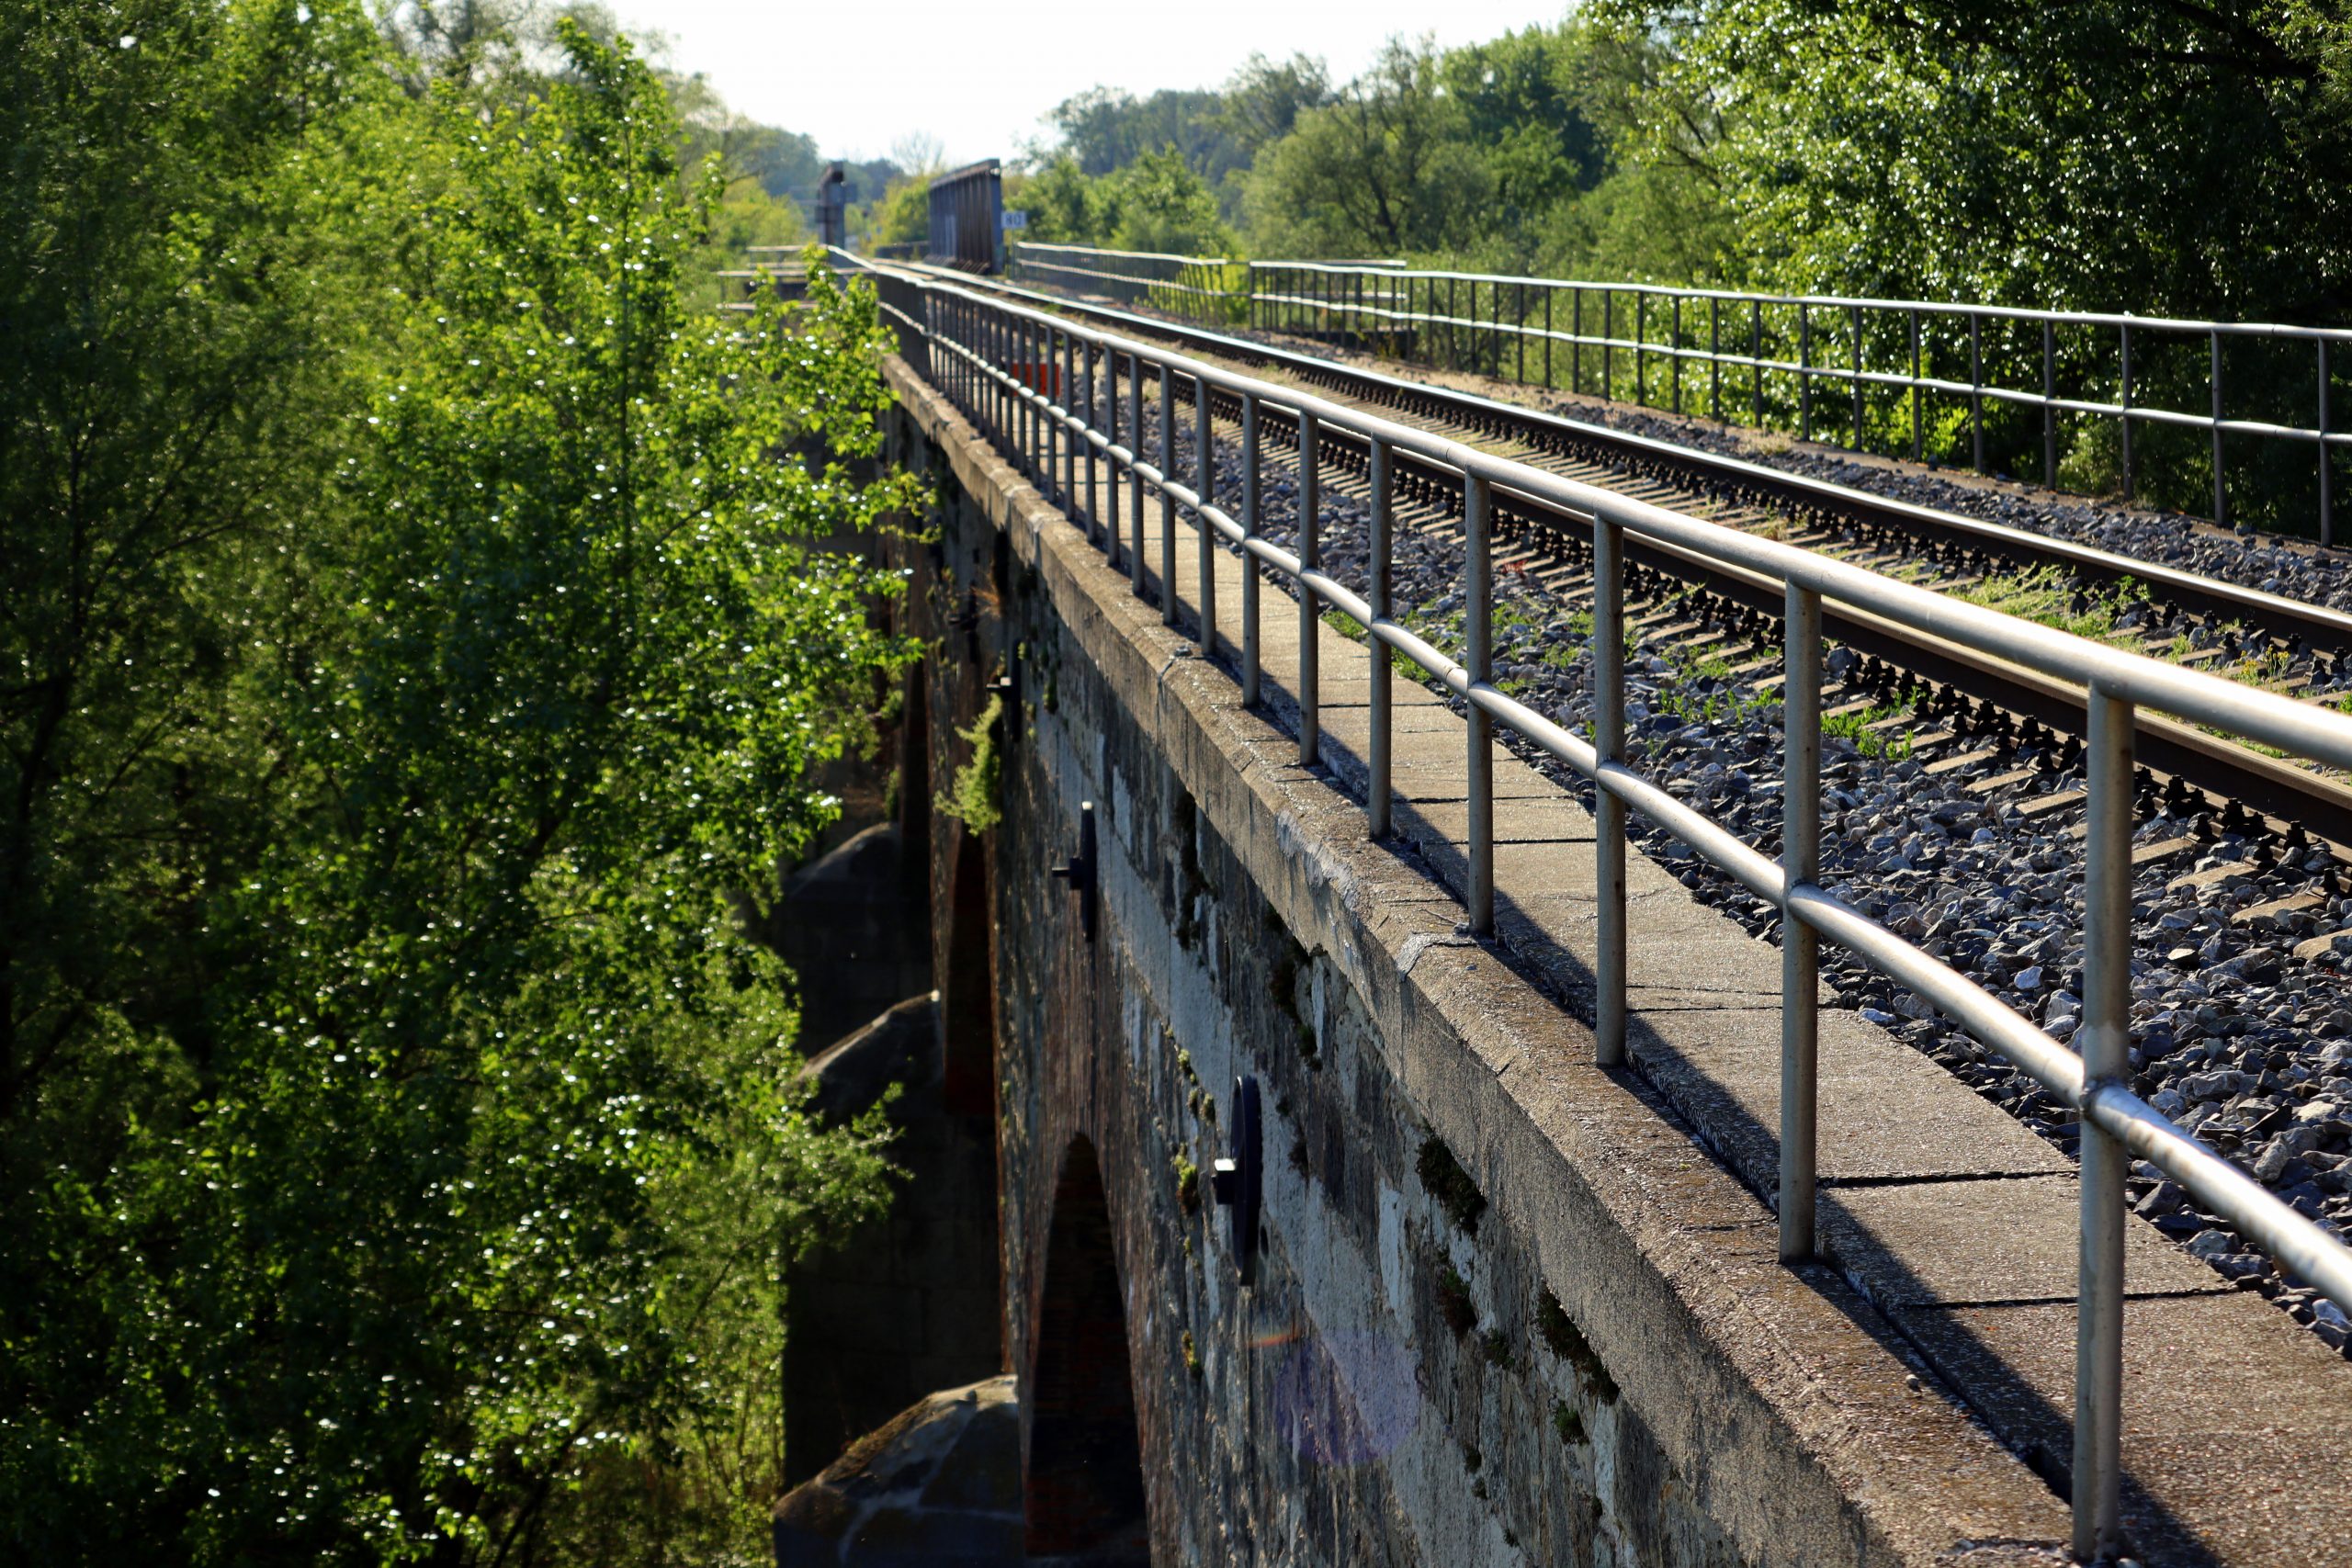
<box><xmin>1</xmin><ymin>8</ymin><xmax>914</xmax><ymax>1562</ymax></box>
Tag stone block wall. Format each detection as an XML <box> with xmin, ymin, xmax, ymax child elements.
<box><xmin>882</xmin><ymin>364</ymin><xmax>2073</xmax><ymax>1568</ymax></box>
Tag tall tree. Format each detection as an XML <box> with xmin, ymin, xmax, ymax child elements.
<box><xmin>2</xmin><ymin>10</ymin><xmax>908</xmax><ymax>1562</ymax></box>
<box><xmin>1241</xmin><ymin>38</ymin><xmax>1493</xmax><ymax>256</ymax></box>
<box><xmin>1623</xmin><ymin>0</ymin><xmax>2352</xmax><ymax>317</ymax></box>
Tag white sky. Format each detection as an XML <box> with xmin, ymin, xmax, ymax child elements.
<box><xmin>611</xmin><ymin>0</ymin><xmax>1573</xmax><ymax>166</ymax></box>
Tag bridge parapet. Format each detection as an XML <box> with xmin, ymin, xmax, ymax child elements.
<box><xmin>862</xmin><ymin>269</ymin><xmax>2352</xmax><ymax>1565</ymax></box>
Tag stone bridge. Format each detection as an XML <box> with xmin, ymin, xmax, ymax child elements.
<box><xmin>761</xmin><ymin>343</ymin><xmax>2352</xmax><ymax>1567</ymax></box>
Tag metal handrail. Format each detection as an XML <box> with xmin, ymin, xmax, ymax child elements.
<box><xmin>880</xmin><ymin>265</ymin><xmax>2352</xmax><ymax>1562</ymax></box>
<box><xmin>1013</xmin><ymin>256</ymin><xmax>1241</xmax><ymax>302</ymax></box>
<box><xmin>1006</xmin><ymin>243</ymin><xmax>1253</xmax><ymax>326</ymax></box>
<box><xmin>999</xmin><ymin>243</ymin><xmax>2348</xmax><ymax>543</ymax></box>
<box><xmin>1012</xmin><ymin>240</ymin><xmax>1245</xmax><ymax>269</ymax></box>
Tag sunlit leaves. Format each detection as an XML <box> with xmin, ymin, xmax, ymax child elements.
<box><xmin>2</xmin><ymin>11</ymin><xmax>910</xmax><ymax>1563</ymax></box>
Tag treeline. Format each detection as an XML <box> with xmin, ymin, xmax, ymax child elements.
<box><xmin>1014</xmin><ymin>3</ymin><xmax>2352</xmax><ymax>322</ymax></box>
<box><xmin>3</xmin><ymin>3</ymin><xmax>910</xmax><ymax>1563</ymax></box>
<box><xmin>392</xmin><ymin>2</ymin><xmax>906</xmax><ymax>268</ymax></box>
<box><xmin>1001</xmin><ymin>28</ymin><xmax>1726</xmax><ymax>281</ymax></box>
<box><xmin>1004</xmin><ymin>5</ymin><xmax>2352</xmax><ymax>525</ymax></box>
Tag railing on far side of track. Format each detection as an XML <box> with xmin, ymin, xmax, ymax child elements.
<box><xmin>1254</xmin><ymin>261</ymin><xmax>2352</xmax><ymax>543</ymax></box>
<box><xmin>1006</xmin><ymin>242</ymin><xmax>1260</xmax><ymax>330</ymax></box>
<box><xmin>866</xmin><ymin>262</ymin><xmax>2352</xmax><ymax>1563</ymax></box>
<box><xmin>1000</xmin><ymin>242</ymin><xmax>2352</xmax><ymax>545</ymax></box>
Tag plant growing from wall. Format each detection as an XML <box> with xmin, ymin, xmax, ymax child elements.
<box><xmin>935</xmin><ymin>692</ymin><xmax>1006</xmax><ymax>832</ymax></box>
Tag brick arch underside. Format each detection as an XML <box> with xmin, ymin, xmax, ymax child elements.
<box><xmin>1025</xmin><ymin>1135</ymin><xmax>1150</xmax><ymax>1563</ymax></box>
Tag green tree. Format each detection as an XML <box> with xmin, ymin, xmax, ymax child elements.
<box><xmin>1241</xmin><ymin>37</ymin><xmax>1493</xmax><ymax>256</ymax></box>
<box><xmin>2</xmin><ymin>11</ymin><xmax>910</xmax><ymax>1562</ymax></box>
<box><xmin>1008</xmin><ymin>152</ymin><xmax>1111</xmax><ymax>244</ymax></box>
<box><xmin>0</xmin><ymin>0</ymin><xmax>390</xmax><ymax>1383</ymax></box>
<box><xmin>870</xmin><ymin>175</ymin><xmax>931</xmax><ymax>246</ymax></box>
<box><xmin>1622</xmin><ymin>0</ymin><xmax>2352</xmax><ymax>316</ymax></box>
<box><xmin>1443</xmin><ymin>26</ymin><xmax>1609</xmax><ymax>243</ymax></box>
<box><xmin>1216</xmin><ymin>51</ymin><xmax>1333</xmax><ymax>155</ymax></box>
<box><xmin>1104</xmin><ymin>146</ymin><xmax>1236</xmax><ymax>255</ymax></box>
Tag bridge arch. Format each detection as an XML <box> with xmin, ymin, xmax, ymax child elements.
<box><xmin>1025</xmin><ymin>1135</ymin><xmax>1150</xmax><ymax>1563</ymax></box>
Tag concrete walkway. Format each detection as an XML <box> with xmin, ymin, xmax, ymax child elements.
<box><xmin>1082</xmin><ymin>452</ymin><xmax>2352</xmax><ymax>1566</ymax></box>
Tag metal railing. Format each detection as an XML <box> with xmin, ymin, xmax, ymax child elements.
<box><xmin>1263</xmin><ymin>261</ymin><xmax>2352</xmax><ymax>542</ymax></box>
<box><xmin>1007</xmin><ymin>242</ymin><xmax>1254</xmax><ymax>327</ymax></box>
<box><xmin>1008</xmin><ymin>244</ymin><xmax>2352</xmax><ymax>544</ymax></box>
<box><xmin>871</xmin><ymin>262</ymin><xmax>2352</xmax><ymax>1561</ymax></box>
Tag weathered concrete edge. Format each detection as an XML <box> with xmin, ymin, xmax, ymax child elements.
<box><xmin>884</xmin><ymin>358</ymin><xmax>2072</xmax><ymax>1566</ymax></box>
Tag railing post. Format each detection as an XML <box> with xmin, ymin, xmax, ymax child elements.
<box><xmin>1909</xmin><ymin>309</ymin><xmax>1923</xmax><ymax>464</ymax></box>
<box><xmin>1799</xmin><ymin>304</ymin><xmax>1813</xmax><ymax>443</ymax></box>
<box><xmin>1712</xmin><ymin>299</ymin><xmax>1723</xmax><ymax>423</ymax></box>
<box><xmin>1486</xmin><ymin>278</ymin><xmax>1498</xmax><ymax>377</ymax></box>
<box><xmin>1063</xmin><ymin>327</ymin><xmax>1079</xmax><ymax>510</ymax></box>
<box><xmin>2043</xmin><ymin>317</ymin><xmax>2058</xmax><ymax>490</ymax></box>
<box><xmin>1241</xmin><ymin>393</ymin><xmax>1261</xmax><ymax>705</ymax></box>
<box><xmin>994</xmin><ymin>309</ymin><xmax>1009</xmax><ymax>457</ymax></box>
<box><xmin>1160</xmin><ymin>363</ymin><xmax>1178</xmax><ymax>625</ymax></box>
<box><xmin>943</xmin><ymin>296</ymin><xmax>956</xmax><ymax>409</ymax></box>
<box><xmin>966</xmin><ymin>304</ymin><xmax>978</xmax><ymax>423</ymax></box>
<box><xmin>1195</xmin><ymin>371</ymin><xmax>1216</xmax><ymax>659</ymax></box>
<box><xmin>1518</xmin><ymin>281</ymin><xmax>1528</xmax><ymax>384</ymax></box>
<box><xmin>1368</xmin><ymin>435</ymin><xmax>1393</xmax><ymax>839</ymax></box>
<box><xmin>1971</xmin><ymin>313</ymin><xmax>1985</xmax><ymax>474</ymax></box>
<box><xmin>1752</xmin><ymin>299</ymin><xmax>1765</xmax><ymax>430</ymax></box>
<box><xmin>1603</xmin><ymin>290</ymin><xmax>1614</xmax><ymax>399</ymax></box>
<box><xmin>1781</xmin><ymin>582</ymin><xmax>1822</xmax><ymax>1262</ymax></box>
<box><xmin>1046</xmin><ymin>326</ymin><xmax>1061</xmax><ymax>497</ymax></box>
<box><xmin>1465</xmin><ymin>472</ymin><xmax>1494</xmax><ymax>935</ymax></box>
<box><xmin>2212</xmin><ymin>330</ymin><xmax>2229</xmax><ymax>526</ymax></box>
<box><xmin>1030</xmin><ymin>318</ymin><xmax>1044</xmax><ymax>477</ymax></box>
<box><xmin>2324</xmin><ymin>340</ymin><xmax>2335</xmax><ymax>549</ymax></box>
<box><xmin>1129</xmin><ymin>353</ymin><xmax>1146</xmax><ymax>598</ymax></box>
<box><xmin>1544</xmin><ymin>288</ymin><xmax>1555</xmax><ymax>389</ymax></box>
<box><xmin>1573</xmin><ymin>288</ymin><xmax>1584</xmax><ymax>393</ymax></box>
<box><xmin>1297</xmin><ymin>412</ymin><xmax>1321</xmax><ymax>766</ymax></box>
<box><xmin>2074</xmin><ymin>682</ymin><xmax>2133</xmax><ymax>1562</ymax></box>
<box><xmin>2121</xmin><ymin>324</ymin><xmax>2136</xmax><ymax>502</ymax></box>
<box><xmin>1672</xmin><ymin>294</ymin><xmax>1685</xmax><ymax>414</ymax></box>
<box><xmin>1635</xmin><ymin>292</ymin><xmax>1647</xmax><ymax>406</ymax></box>
<box><xmin>1593</xmin><ymin>514</ymin><xmax>1627</xmax><ymax>1065</ymax></box>
<box><xmin>1084</xmin><ymin>339</ymin><xmax>1101</xmax><ymax>543</ymax></box>
<box><xmin>1105</xmin><ymin>344</ymin><xmax>1122</xmax><ymax>571</ymax></box>
<box><xmin>1852</xmin><ymin>304</ymin><xmax>1865</xmax><ymax>450</ymax></box>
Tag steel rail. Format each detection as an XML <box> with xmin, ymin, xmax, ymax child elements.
<box><xmin>893</xmin><ymin>269</ymin><xmax>2352</xmax><ymax>1561</ymax></box>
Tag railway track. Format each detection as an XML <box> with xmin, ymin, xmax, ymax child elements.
<box><xmin>869</xmin><ymin>258</ymin><xmax>2352</xmax><ymax>1360</ymax></box>
<box><xmin>874</xmin><ymin>257</ymin><xmax>2352</xmax><ymax>853</ymax></box>
<box><xmin>894</xmin><ymin>263</ymin><xmax>2352</xmax><ymax>651</ymax></box>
